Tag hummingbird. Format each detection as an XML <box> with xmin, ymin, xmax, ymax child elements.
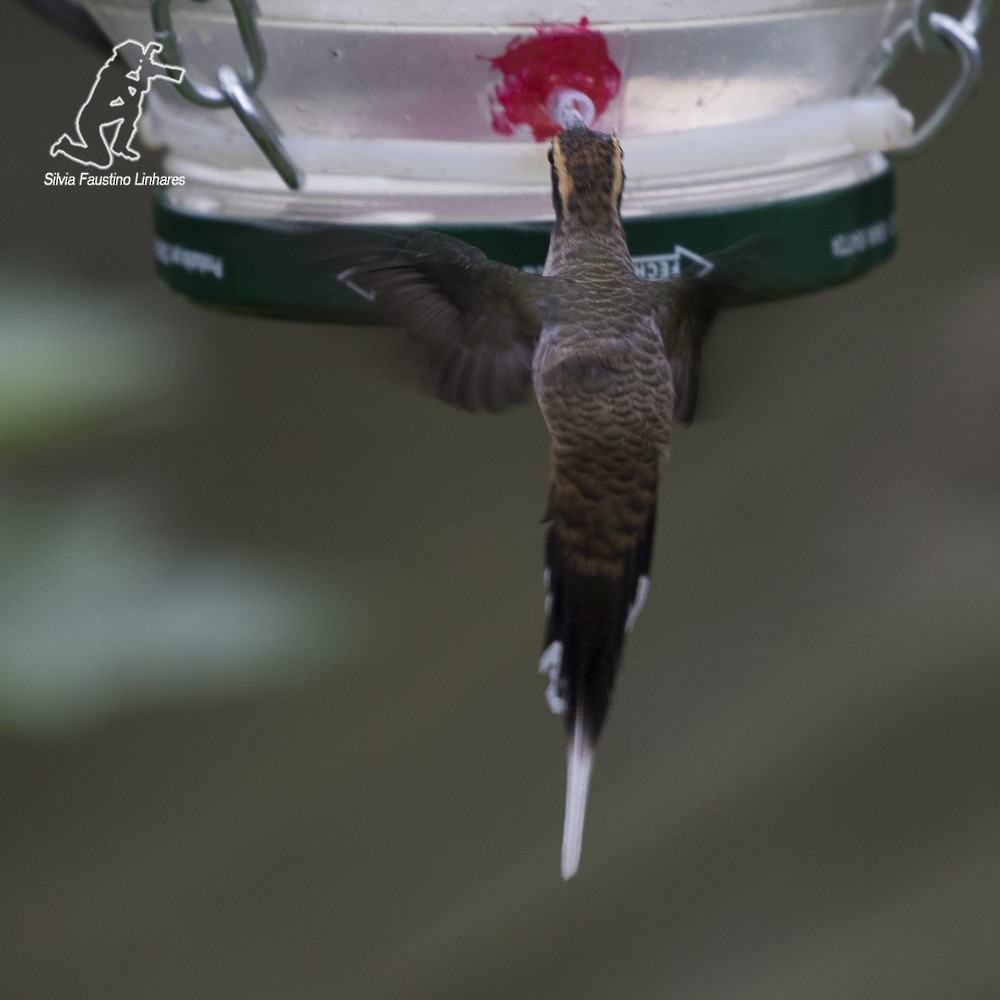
<box><xmin>297</xmin><ymin>114</ymin><xmax>732</xmax><ymax>877</ymax></box>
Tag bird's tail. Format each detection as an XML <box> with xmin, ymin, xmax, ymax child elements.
<box><xmin>540</xmin><ymin>496</ymin><xmax>656</xmax><ymax>878</ymax></box>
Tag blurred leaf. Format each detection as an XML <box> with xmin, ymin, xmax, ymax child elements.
<box><xmin>0</xmin><ymin>267</ymin><xmax>190</xmax><ymax>457</ymax></box>
<box><xmin>0</xmin><ymin>485</ymin><xmax>355</xmax><ymax>733</ymax></box>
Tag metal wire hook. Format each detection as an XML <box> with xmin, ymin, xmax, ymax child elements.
<box><xmin>150</xmin><ymin>0</ymin><xmax>301</xmax><ymax>189</ymax></box>
<box><xmin>912</xmin><ymin>0</ymin><xmax>992</xmax><ymax>51</ymax></box>
<box><xmin>912</xmin><ymin>0</ymin><xmax>946</xmax><ymax>53</ymax></box>
<box><xmin>959</xmin><ymin>0</ymin><xmax>993</xmax><ymax>36</ymax></box>
<box><xmin>151</xmin><ymin>0</ymin><xmax>265</xmax><ymax>109</ymax></box>
<box><xmin>866</xmin><ymin>0</ymin><xmax>986</xmax><ymax>157</ymax></box>
<box><xmin>894</xmin><ymin>12</ymin><xmax>983</xmax><ymax>156</ymax></box>
<box><xmin>216</xmin><ymin>65</ymin><xmax>302</xmax><ymax>189</ymax></box>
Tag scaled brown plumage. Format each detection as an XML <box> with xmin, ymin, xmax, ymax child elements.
<box><xmin>287</xmin><ymin>117</ymin><xmax>738</xmax><ymax>877</ymax></box>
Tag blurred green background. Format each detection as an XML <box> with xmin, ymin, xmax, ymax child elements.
<box><xmin>2</xmin><ymin>5</ymin><xmax>999</xmax><ymax>998</ymax></box>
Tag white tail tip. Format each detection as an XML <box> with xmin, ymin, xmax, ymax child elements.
<box><xmin>560</xmin><ymin>716</ymin><xmax>594</xmax><ymax>879</ymax></box>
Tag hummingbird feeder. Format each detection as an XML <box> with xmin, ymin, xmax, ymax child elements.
<box><xmin>58</xmin><ymin>0</ymin><xmax>990</xmax><ymax>318</ymax></box>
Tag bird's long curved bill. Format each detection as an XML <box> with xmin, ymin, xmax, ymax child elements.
<box><xmin>561</xmin><ymin>713</ymin><xmax>594</xmax><ymax>879</ymax></box>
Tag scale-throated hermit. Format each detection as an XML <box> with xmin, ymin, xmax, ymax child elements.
<box><xmin>296</xmin><ymin>113</ymin><xmax>731</xmax><ymax>877</ymax></box>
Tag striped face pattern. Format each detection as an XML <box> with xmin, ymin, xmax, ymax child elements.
<box><xmin>549</xmin><ymin>128</ymin><xmax>624</xmax><ymax>224</ymax></box>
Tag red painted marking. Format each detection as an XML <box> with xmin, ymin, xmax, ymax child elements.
<box><xmin>484</xmin><ymin>18</ymin><xmax>621</xmax><ymax>141</ymax></box>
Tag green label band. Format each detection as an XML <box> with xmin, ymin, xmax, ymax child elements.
<box><xmin>153</xmin><ymin>169</ymin><xmax>895</xmax><ymax>322</ymax></box>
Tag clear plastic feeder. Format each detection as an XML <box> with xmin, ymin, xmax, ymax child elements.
<box><xmin>75</xmin><ymin>0</ymin><xmax>984</xmax><ymax>317</ymax></box>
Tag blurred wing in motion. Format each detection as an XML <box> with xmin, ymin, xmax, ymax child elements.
<box><xmin>287</xmin><ymin>225</ymin><xmax>561</xmax><ymax>413</ymax></box>
<box><xmin>652</xmin><ymin>236</ymin><xmax>785</xmax><ymax>424</ymax></box>
<box><xmin>652</xmin><ymin>270</ymin><xmax>719</xmax><ymax>426</ymax></box>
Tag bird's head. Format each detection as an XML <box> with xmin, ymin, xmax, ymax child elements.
<box><xmin>547</xmin><ymin>118</ymin><xmax>625</xmax><ymax>229</ymax></box>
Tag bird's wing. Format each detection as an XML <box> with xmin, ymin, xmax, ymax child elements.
<box><xmin>650</xmin><ymin>270</ymin><xmax>720</xmax><ymax>425</ymax></box>
<box><xmin>289</xmin><ymin>225</ymin><xmax>556</xmax><ymax>412</ymax></box>
<box><xmin>650</xmin><ymin>237</ymin><xmax>779</xmax><ymax>423</ymax></box>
